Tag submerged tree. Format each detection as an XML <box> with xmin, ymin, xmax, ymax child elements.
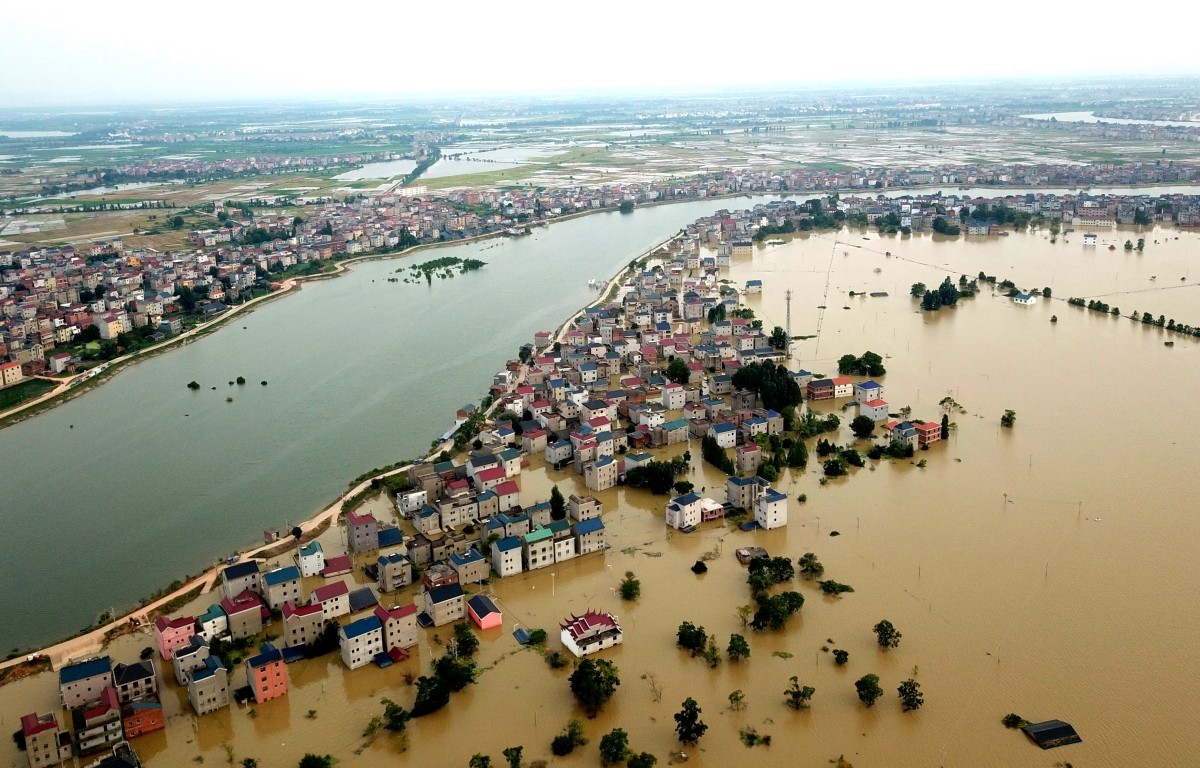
<box><xmin>897</xmin><ymin>679</ymin><xmax>924</xmax><ymax>712</ymax></box>
<box><xmin>855</xmin><ymin>674</ymin><xmax>884</xmax><ymax>707</ymax></box>
<box><xmin>873</xmin><ymin>620</ymin><xmax>902</xmax><ymax>650</ymax></box>
<box><xmin>674</xmin><ymin>698</ymin><xmax>708</xmax><ymax>745</ymax></box>
<box><xmin>569</xmin><ymin>659</ymin><xmax>620</xmax><ymax>717</ymax></box>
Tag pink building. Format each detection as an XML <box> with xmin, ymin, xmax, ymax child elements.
<box><xmin>245</xmin><ymin>644</ymin><xmax>287</xmax><ymax>703</ymax></box>
<box><xmin>153</xmin><ymin>615</ymin><xmax>196</xmax><ymax>660</ymax></box>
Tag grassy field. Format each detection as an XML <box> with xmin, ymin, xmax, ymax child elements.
<box><xmin>0</xmin><ymin>378</ymin><xmax>55</xmax><ymax>411</ymax></box>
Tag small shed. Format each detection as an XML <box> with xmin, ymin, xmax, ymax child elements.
<box><xmin>1021</xmin><ymin>720</ymin><xmax>1082</xmax><ymax>749</ymax></box>
<box><xmin>468</xmin><ymin>595</ymin><xmax>503</xmax><ymax>630</ymax></box>
<box><xmin>322</xmin><ymin>555</ymin><xmax>353</xmax><ymax>578</ymax></box>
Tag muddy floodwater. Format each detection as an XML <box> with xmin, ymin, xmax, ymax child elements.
<box><xmin>3</xmin><ymin>224</ymin><xmax>1199</xmax><ymax>768</ymax></box>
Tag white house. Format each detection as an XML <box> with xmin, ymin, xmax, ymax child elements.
<box><xmin>560</xmin><ymin>611</ymin><xmax>623</xmax><ymax>657</ymax></box>
<box><xmin>1013</xmin><ymin>292</ymin><xmax>1037</xmax><ymax>305</ymax></box>
<box><xmin>858</xmin><ymin>398</ymin><xmax>889</xmax><ymax>422</ymax></box>
<box><xmin>339</xmin><ymin>616</ymin><xmax>383</xmax><ymax>670</ymax></box>
<box><xmin>707</xmin><ymin>421</ymin><xmax>737</xmax><ymax>449</ymax></box>
<box><xmin>297</xmin><ymin>542</ymin><xmax>325</xmax><ymax>577</ymax></box>
<box><xmin>755</xmin><ymin>488</ymin><xmax>788</xmax><ymax>530</ymax></box>
<box><xmin>665</xmin><ymin>492</ymin><xmax>704</xmax><ymax>530</ymax></box>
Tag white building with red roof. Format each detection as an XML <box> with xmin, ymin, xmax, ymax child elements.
<box><xmin>560</xmin><ymin>610</ymin><xmax>623</xmax><ymax>657</ymax></box>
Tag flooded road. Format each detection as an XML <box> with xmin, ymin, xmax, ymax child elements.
<box><xmin>3</xmin><ymin>224</ymin><xmax>1197</xmax><ymax>767</ymax></box>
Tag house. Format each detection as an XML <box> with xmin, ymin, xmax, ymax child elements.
<box><xmin>1013</xmin><ymin>292</ymin><xmax>1037</xmax><ymax>305</ymax></box>
<box><xmin>152</xmin><ymin>615</ymin><xmax>195</xmax><ymax>660</ymax></box>
<box><xmin>468</xmin><ymin>594</ymin><xmax>503</xmax><ymax>630</ymax></box>
<box><xmin>311</xmin><ymin>581</ymin><xmax>351</xmax><ymax>619</ymax></box>
<box><xmin>491</xmin><ymin>536</ymin><xmax>523</xmax><ymax>577</ymax></box>
<box><xmin>523</xmin><ymin>527</ymin><xmax>556</xmax><ymax>570</ymax></box>
<box><xmin>377</xmin><ymin>551</ymin><xmax>413</xmax><ymax>592</ymax></box>
<box><xmin>396</xmin><ymin>488</ymin><xmax>427</xmax><ymax>517</ymax></box>
<box><xmin>707</xmin><ymin>421</ymin><xmax>737</xmax><ymax>448</ymax></box>
<box><xmin>914</xmin><ymin>421</ymin><xmax>942</xmax><ymax>446</ymax></box>
<box><xmin>374</xmin><ymin>604</ymin><xmax>419</xmax><ymax>655</ymax></box>
<box><xmin>171</xmin><ymin>636</ymin><xmax>210</xmax><ymax>686</ymax></box>
<box><xmin>831</xmin><ymin>376</ymin><xmax>854</xmax><ymax>398</ymax></box>
<box><xmin>187</xmin><ymin>656</ymin><xmax>229</xmax><ymax>716</ymax></box>
<box><xmin>574</xmin><ymin>517</ymin><xmax>607</xmax><ymax>554</ymax></box>
<box><xmin>853</xmin><ymin>380</ymin><xmax>884</xmax><ymax>402</ymax></box>
<box><xmin>282</xmin><ymin>602</ymin><xmax>325</xmax><ymax>650</ymax></box>
<box><xmin>121</xmin><ymin>700</ymin><xmax>164</xmax><ymax>740</ymax></box>
<box><xmin>658</xmin><ymin>418</ymin><xmax>690</xmax><ymax>445</ymax></box>
<box><xmin>560</xmin><ymin>611</ymin><xmax>623</xmax><ymax>657</ymax></box>
<box><xmin>884</xmin><ymin>420</ymin><xmax>918</xmax><ymax>449</ymax></box>
<box><xmin>59</xmin><ymin>657</ymin><xmax>112</xmax><ymax>709</ymax></box>
<box><xmin>346</xmin><ymin>510</ymin><xmax>379</xmax><ymax>554</ymax></box>
<box><xmin>339</xmin><ymin>616</ymin><xmax>384</xmax><ymax>670</ymax></box>
<box><xmin>111</xmin><ymin>661</ymin><xmax>156</xmax><ymax>705</ymax></box>
<box><xmin>423</xmin><ymin>583</ymin><xmax>466</xmax><ymax>627</ymax></box>
<box><xmin>726</xmin><ymin>475</ymin><xmax>769</xmax><ymax>509</ymax></box>
<box><xmin>450</xmin><ymin>549</ymin><xmax>489</xmax><ymax>585</ymax></box>
<box><xmin>568</xmin><ymin>494</ymin><xmax>602</xmax><ymax>521</ymax></box>
<box><xmin>755</xmin><ymin>488</ymin><xmax>788</xmax><ymax>530</ymax></box>
<box><xmin>736</xmin><ymin>441</ymin><xmax>761</xmax><ymax>474</ymax></box>
<box><xmin>196</xmin><ymin>603</ymin><xmax>228</xmax><ymax>642</ymax></box>
<box><xmin>245</xmin><ymin>643</ymin><xmax>287</xmax><ymax>703</ymax></box>
<box><xmin>584</xmin><ymin>455</ymin><xmax>618</xmax><ymax>491</ymax></box>
<box><xmin>262</xmin><ymin>566</ymin><xmax>304</xmax><ymax>609</ymax></box>
<box><xmin>807</xmin><ymin>379</ymin><xmax>834</xmax><ymax>401</ymax></box>
<box><xmin>546</xmin><ymin>439</ymin><xmax>573</xmax><ymax>465</ymax></box>
<box><xmin>1082</xmin><ymin>232</ymin><xmax>1098</xmax><ymax>246</ymax></box>
<box><xmin>297</xmin><ymin>541</ymin><xmax>325</xmax><ymax>577</ymax></box>
<box><xmin>220</xmin><ymin>590</ymin><xmax>265</xmax><ymax>640</ymax></box>
<box><xmin>495</xmin><ymin>479</ymin><xmax>521</xmax><ymax>511</ymax></box>
<box><xmin>70</xmin><ymin>687</ymin><xmax>123</xmax><ymax>756</ymax></box>
<box><xmin>666</xmin><ymin>492</ymin><xmax>703</xmax><ymax>530</ymax></box>
<box><xmin>20</xmin><ymin>712</ymin><xmax>72</xmax><ymax>768</ymax></box>
<box><xmin>859</xmin><ymin>398</ymin><xmax>889</xmax><ymax>422</ymax></box>
<box><xmin>322</xmin><ymin>554</ymin><xmax>353</xmax><ymax>577</ymax></box>
<box><xmin>220</xmin><ymin>561</ymin><xmax>260</xmax><ymax>601</ymax></box>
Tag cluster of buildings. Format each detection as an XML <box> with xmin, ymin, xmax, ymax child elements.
<box><xmin>21</xmin><ymin>654</ymin><xmax>157</xmax><ymax>768</ymax></box>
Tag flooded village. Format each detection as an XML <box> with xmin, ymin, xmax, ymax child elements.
<box><xmin>3</xmin><ymin>180</ymin><xmax>1200</xmax><ymax>768</ymax></box>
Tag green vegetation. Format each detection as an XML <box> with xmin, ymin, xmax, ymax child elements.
<box><xmin>833</xmin><ymin>649</ymin><xmax>849</xmax><ymax>665</ymax></box>
<box><xmin>701</xmin><ymin>435</ymin><xmax>734</xmax><ymax>475</ymax></box>
<box><xmin>598</xmin><ymin>728</ymin><xmax>630</xmax><ymax>765</ymax></box>
<box><xmin>747</xmin><ymin>556</ymin><xmax>795</xmax><ymax>593</ymax></box>
<box><xmin>727</xmin><ymin>633</ymin><xmax>751</xmax><ymax>661</ymax></box>
<box><xmin>550</xmin><ymin>720</ymin><xmax>588</xmax><ymax>756</ymax></box>
<box><xmin>623</xmin><ymin>456</ymin><xmax>688</xmax><ymax>494</ymax></box>
<box><xmin>932</xmin><ymin>216</ymin><xmax>961</xmax><ymax>236</ymax></box>
<box><xmin>794</xmin><ymin>411</ymin><xmax>839</xmax><ymax>439</ymax></box>
<box><xmin>897</xmin><ymin>679</ymin><xmax>924</xmax><ymax>712</ymax></box>
<box><xmin>739</xmin><ymin>728</ymin><xmax>772</xmax><ymax>747</ymax></box>
<box><xmin>819</xmin><ymin>580</ymin><xmax>855</xmax><ymax>596</ymax></box>
<box><xmin>750</xmin><ymin>591</ymin><xmax>804</xmax><ymax>631</ymax></box>
<box><xmin>676</xmin><ymin>622</ymin><xmax>708</xmax><ymax>655</ymax></box>
<box><xmin>873</xmin><ymin>619</ymin><xmax>902</xmax><ymax>650</ymax></box>
<box><xmin>784</xmin><ymin>676</ymin><xmax>815</xmax><ymax>709</ymax></box>
<box><xmin>850</xmin><ymin>414</ymin><xmax>875</xmax><ymax>439</ymax></box>
<box><xmin>619</xmin><ymin>199</ymin><xmax>634</xmax><ymax>214</ymax></box>
<box><xmin>798</xmin><ymin>552</ymin><xmax>825</xmax><ymax>578</ymax></box>
<box><xmin>855</xmin><ymin>674</ymin><xmax>884</xmax><ymax>707</ymax></box>
<box><xmin>380</xmin><ymin>698</ymin><xmax>409</xmax><ymax>732</ymax></box>
<box><xmin>453</xmin><ymin>622</ymin><xmax>479</xmax><ymax>658</ymax></box>
<box><xmin>627</xmin><ymin>753</ymin><xmax>658</xmax><ymax>768</ymax></box>
<box><xmin>918</xmin><ymin>276</ymin><xmax>965</xmax><ymax>311</ymax></box>
<box><xmin>298</xmin><ymin>755</ymin><xmax>334</xmax><ymax>768</ymax></box>
<box><xmin>401</xmin><ymin>256</ymin><xmax>486</xmax><ymax>284</ymax></box>
<box><xmin>550</xmin><ymin>485</ymin><xmax>566</xmax><ymax>520</ymax></box>
<box><xmin>673</xmin><ymin>698</ymin><xmax>708</xmax><ymax>745</ymax></box>
<box><xmin>1000</xmin><ymin>409</ymin><xmax>1017</xmax><ymax>428</ymax></box>
<box><xmin>618</xmin><ymin>571</ymin><xmax>641</xmax><ymax>601</ymax></box>
<box><xmin>569</xmin><ymin>658</ymin><xmax>620</xmax><ymax>717</ymax></box>
<box><xmin>1002</xmin><ymin>713</ymin><xmax>1031</xmax><ymax>729</ymax></box>
<box><xmin>665</xmin><ymin>357</ymin><xmax>690</xmax><ymax>384</ymax></box>
<box><xmin>837</xmin><ymin>350</ymin><xmax>886</xmax><ymax>376</ymax></box>
<box><xmin>0</xmin><ymin>378</ymin><xmax>55</xmax><ymax>410</ymax></box>
<box><xmin>731</xmin><ymin>360</ymin><xmax>802</xmax><ymax>411</ymax></box>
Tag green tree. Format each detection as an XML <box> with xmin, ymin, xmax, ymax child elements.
<box><xmin>769</xmin><ymin>326</ymin><xmax>789</xmax><ymax>351</ymax></box>
<box><xmin>676</xmin><ymin>622</ymin><xmax>708</xmax><ymax>655</ymax></box>
<box><xmin>850</xmin><ymin>415</ymin><xmax>875</xmax><ymax>439</ymax></box>
<box><xmin>550</xmin><ymin>720</ymin><xmax>588</xmax><ymax>756</ymax></box>
<box><xmin>298</xmin><ymin>756</ymin><xmax>334</xmax><ymax>768</ymax></box>
<box><xmin>411</xmin><ymin>675</ymin><xmax>450</xmax><ymax>716</ymax></box>
<box><xmin>873</xmin><ymin>620</ymin><xmax>902</xmax><ymax>650</ymax></box>
<box><xmin>727</xmin><ymin>633</ymin><xmax>750</xmax><ymax>661</ymax></box>
<box><xmin>453</xmin><ymin>622</ymin><xmax>479</xmax><ymax>659</ymax></box>
<box><xmin>598</xmin><ymin>728</ymin><xmax>630</xmax><ymax>766</ymax></box>
<box><xmin>833</xmin><ymin>649</ymin><xmax>849</xmax><ymax>665</ymax></box>
<box><xmin>897</xmin><ymin>679</ymin><xmax>924</xmax><ymax>712</ymax></box>
<box><xmin>242</xmin><ymin>760</ymin><xmax>259</xmax><ymax>768</ymax></box>
<box><xmin>433</xmin><ymin>654</ymin><xmax>477</xmax><ymax>691</ymax></box>
<box><xmin>381</xmin><ymin>698</ymin><xmax>409</xmax><ymax>732</ymax></box>
<box><xmin>940</xmin><ymin>414</ymin><xmax>949</xmax><ymax>440</ymax></box>
<box><xmin>550</xmin><ymin>485</ymin><xmax>566</xmax><ymax>520</ymax></box>
<box><xmin>909</xmin><ymin>282</ymin><xmax>927</xmax><ymax>298</ymax></box>
<box><xmin>665</xmin><ymin>357</ymin><xmax>690</xmax><ymax>384</ymax></box>
<box><xmin>727</xmin><ymin>689</ymin><xmax>746</xmax><ymax>710</ymax></box>
<box><xmin>750</xmin><ymin>591</ymin><xmax>804</xmax><ymax>631</ymax></box>
<box><xmin>674</xmin><ymin>698</ymin><xmax>708</xmax><ymax>745</ymax></box>
<box><xmin>469</xmin><ymin>755</ymin><xmax>492</xmax><ymax>768</ymax></box>
<box><xmin>569</xmin><ymin>658</ymin><xmax>620</xmax><ymax>717</ymax></box>
<box><xmin>798</xmin><ymin>552</ymin><xmax>824</xmax><ymax>578</ymax></box>
<box><xmin>1000</xmin><ymin>409</ymin><xmax>1016</xmax><ymax>428</ymax></box>
<box><xmin>619</xmin><ymin>199</ymin><xmax>634</xmax><ymax>214</ymax></box>
<box><xmin>502</xmin><ymin>746</ymin><xmax>523</xmax><ymax>768</ymax></box>
<box><xmin>784</xmin><ymin>676</ymin><xmax>815</xmax><ymax>709</ymax></box>
<box><xmin>619</xmin><ymin>571</ymin><xmax>641</xmax><ymax>601</ymax></box>
<box><xmin>627</xmin><ymin>753</ymin><xmax>658</xmax><ymax>768</ymax></box>
<box><xmin>855</xmin><ymin>674</ymin><xmax>884</xmax><ymax>707</ymax></box>
<box><xmin>786</xmin><ymin>438</ymin><xmax>807</xmax><ymax>468</ymax></box>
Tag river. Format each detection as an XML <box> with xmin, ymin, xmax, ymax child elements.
<box><xmin>1</xmin><ymin>204</ymin><xmax>1199</xmax><ymax>767</ymax></box>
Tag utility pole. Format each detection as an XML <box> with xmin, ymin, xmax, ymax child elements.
<box><xmin>784</xmin><ymin>288</ymin><xmax>792</xmax><ymax>359</ymax></box>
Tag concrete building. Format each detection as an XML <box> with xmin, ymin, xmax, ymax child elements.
<box><xmin>220</xmin><ymin>561</ymin><xmax>260</xmax><ymax>601</ymax></box>
<box><xmin>296</xmin><ymin>541</ymin><xmax>325</xmax><ymax>577</ymax></box>
<box><xmin>346</xmin><ymin>510</ymin><xmax>380</xmax><ymax>554</ymax></box>
<box><xmin>423</xmin><ymin>583</ymin><xmax>466</xmax><ymax>627</ymax></box>
<box><xmin>666</xmin><ymin>492</ymin><xmax>704</xmax><ymax>530</ymax></box>
<box><xmin>220</xmin><ymin>590</ymin><xmax>265</xmax><ymax>640</ymax></box>
<box><xmin>152</xmin><ymin>615</ymin><xmax>195</xmax><ymax>660</ymax></box>
<box><xmin>262</xmin><ymin>566</ymin><xmax>304</xmax><ymax>610</ymax></box>
<box><xmin>245</xmin><ymin>643</ymin><xmax>287</xmax><ymax>703</ymax></box>
<box><xmin>111</xmin><ymin>661</ymin><xmax>156</xmax><ymax>705</ymax></box>
<box><xmin>282</xmin><ymin>603</ymin><xmax>325</xmax><ymax>649</ymax></box>
<box><xmin>171</xmin><ymin>636</ymin><xmax>210</xmax><ymax>686</ymax></box>
<box><xmin>310</xmin><ymin>581</ymin><xmax>351</xmax><ymax>619</ymax></box>
<box><xmin>568</xmin><ymin>494</ymin><xmax>602</xmax><ymax>521</ymax></box>
<box><xmin>187</xmin><ymin>657</ymin><xmax>229</xmax><ymax>716</ymax></box>
<box><xmin>376</xmin><ymin>551</ymin><xmax>413</xmax><ymax>593</ymax></box>
<box><xmin>19</xmin><ymin>712</ymin><xmax>71</xmax><ymax>768</ymax></box>
<box><xmin>491</xmin><ymin>536</ymin><xmax>523</xmax><ymax>577</ymax></box>
<box><xmin>374</xmin><ymin>604</ymin><xmax>419</xmax><ymax>655</ymax></box>
<box><xmin>59</xmin><ymin>657</ymin><xmax>112</xmax><ymax>709</ymax></box>
<box><xmin>560</xmin><ymin>611</ymin><xmax>623</xmax><ymax>657</ymax></box>
<box><xmin>755</xmin><ymin>487</ymin><xmax>788</xmax><ymax>530</ymax></box>
<box><xmin>340</xmin><ymin>616</ymin><xmax>384</xmax><ymax>670</ymax></box>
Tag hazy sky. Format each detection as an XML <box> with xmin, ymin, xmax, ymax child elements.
<box><xmin>3</xmin><ymin>0</ymin><xmax>1198</xmax><ymax>107</ymax></box>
